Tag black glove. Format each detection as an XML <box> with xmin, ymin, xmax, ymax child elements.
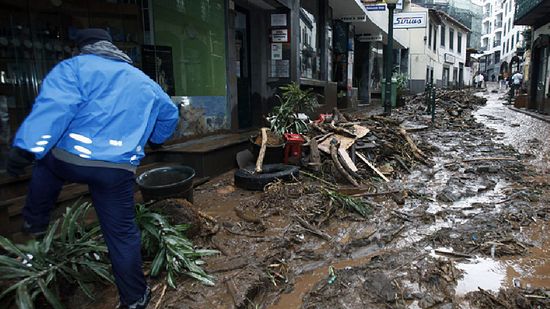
<box><xmin>147</xmin><ymin>141</ymin><xmax>163</xmax><ymax>150</ymax></box>
<box><xmin>6</xmin><ymin>147</ymin><xmax>35</xmax><ymax>177</ymax></box>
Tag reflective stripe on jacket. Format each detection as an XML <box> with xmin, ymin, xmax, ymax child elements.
<box><xmin>13</xmin><ymin>54</ymin><xmax>179</xmax><ymax>166</ymax></box>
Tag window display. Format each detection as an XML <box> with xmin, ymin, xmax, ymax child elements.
<box><xmin>0</xmin><ymin>0</ymin><xmax>231</xmax><ymax>169</ymax></box>
<box><xmin>300</xmin><ymin>0</ymin><xmax>320</xmax><ymax>80</ymax></box>
<box><xmin>0</xmin><ymin>0</ymin><xmax>145</xmax><ymax>170</ymax></box>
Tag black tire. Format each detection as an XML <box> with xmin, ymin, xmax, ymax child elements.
<box><xmin>234</xmin><ymin>164</ymin><xmax>300</xmax><ymax>191</ymax></box>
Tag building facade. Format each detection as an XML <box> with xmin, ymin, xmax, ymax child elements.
<box><xmin>404</xmin><ymin>5</ymin><xmax>471</xmax><ymax>93</ymax></box>
<box><xmin>479</xmin><ymin>0</ymin><xmax>526</xmax><ymax>80</ymax></box>
<box><xmin>0</xmin><ymin>0</ymin><xmax>404</xmax><ymax>172</ymax></box>
<box><xmin>514</xmin><ymin>0</ymin><xmax>550</xmax><ymax>114</ymax></box>
<box><xmin>412</xmin><ymin>0</ymin><xmax>483</xmax><ymax>50</ymax></box>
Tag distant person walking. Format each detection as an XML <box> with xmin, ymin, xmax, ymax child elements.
<box><xmin>475</xmin><ymin>72</ymin><xmax>484</xmax><ymax>89</ymax></box>
<box><xmin>511</xmin><ymin>71</ymin><xmax>523</xmax><ymax>96</ymax></box>
<box><xmin>498</xmin><ymin>74</ymin><xmax>506</xmax><ymax>90</ymax></box>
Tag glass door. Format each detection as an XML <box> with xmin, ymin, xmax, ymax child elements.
<box><xmin>235</xmin><ymin>7</ymin><xmax>251</xmax><ymax>129</ymax></box>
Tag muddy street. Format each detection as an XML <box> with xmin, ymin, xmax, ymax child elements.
<box><xmin>70</xmin><ymin>88</ymin><xmax>549</xmax><ymax>309</ymax></box>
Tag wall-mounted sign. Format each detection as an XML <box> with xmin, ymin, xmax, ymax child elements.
<box><xmin>365</xmin><ymin>5</ymin><xmax>386</xmax><ymax>11</ymax></box>
<box><xmin>271</xmin><ymin>43</ymin><xmax>282</xmax><ymax>60</ymax></box>
<box><xmin>445</xmin><ymin>53</ymin><xmax>456</xmax><ymax>64</ymax></box>
<box><xmin>272</xmin><ymin>29</ymin><xmax>289</xmax><ymax>43</ymax></box>
<box><xmin>271</xmin><ymin>14</ymin><xmax>287</xmax><ymax>27</ymax></box>
<box><xmin>356</xmin><ymin>33</ymin><xmax>383</xmax><ymax>42</ymax></box>
<box><xmin>270</xmin><ymin>60</ymin><xmax>290</xmax><ymax>78</ymax></box>
<box><xmin>396</xmin><ymin>0</ymin><xmax>403</xmax><ymax>10</ymax></box>
<box><xmin>341</xmin><ymin>15</ymin><xmax>367</xmax><ymax>22</ymax></box>
<box><xmin>393</xmin><ymin>12</ymin><xmax>427</xmax><ymax>29</ymax></box>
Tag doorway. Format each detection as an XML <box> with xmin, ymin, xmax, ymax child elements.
<box><xmin>234</xmin><ymin>7</ymin><xmax>252</xmax><ymax>128</ymax></box>
<box><xmin>443</xmin><ymin>67</ymin><xmax>450</xmax><ymax>88</ymax></box>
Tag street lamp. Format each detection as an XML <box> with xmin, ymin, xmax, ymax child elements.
<box><xmin>384</xmin><ymin>0</ymin><xmax>399</xmax><ymax>115</ymax></box>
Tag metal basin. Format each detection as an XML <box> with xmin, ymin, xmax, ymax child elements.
<box><xmin>136</xmin><ymin>165</ymin><xmax>195</xmax><ymax>203</ymax></box>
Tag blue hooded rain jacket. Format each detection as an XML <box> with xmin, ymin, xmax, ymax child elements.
<box><xmin>13</xmin><ymin>54</ymin><xmax>179</xmax><ymax>166</ymax></box>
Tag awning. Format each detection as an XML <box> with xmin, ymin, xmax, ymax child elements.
<box><xmin>328</xmin><ymin>0</ymin><xmax>407</xmax><ymax>49</ymax></box>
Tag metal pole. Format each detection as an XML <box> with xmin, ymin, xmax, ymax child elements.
<box><xmin>384</xmin><ymin>3</ymin><xmax>396</xmax><ymax>116</ymax></box>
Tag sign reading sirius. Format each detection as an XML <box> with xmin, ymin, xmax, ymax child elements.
<box><xmin>393</xmin><ymin>12</ymin><xmax>427</xmax><ymax>29</ymax></box>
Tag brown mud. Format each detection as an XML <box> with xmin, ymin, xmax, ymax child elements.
<box><xmin>72</xmin><ymin>86</ymin><xmax>549</xmax><ymax>309</ymax></box>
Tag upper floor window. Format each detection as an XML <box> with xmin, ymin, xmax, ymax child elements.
<box><xmin>433</xmin><ymin>24</ymin><xmax>437</xmax><ymax>51</ymax></box>
<box><xmin>458</xmin><ymin>33</ymin><xmax>462</xmax><ymax>53</ymax></box>
<box><xmin>449</xmin><ymin>28</ymin><xmax>454</xmax><ymax>50</ymax></box>
<box><xmin>441</xmin><ymin>25</ymin><xmax>446</xmax><ymax>46</ymax></box>
<box><xmin>428</xmin><ymin>23</ymin><xmax>433</xmax><ymax>47</ymax></box>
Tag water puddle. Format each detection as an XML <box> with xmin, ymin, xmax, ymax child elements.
<box><xmin>455</xmin><ymin>257</ymin><xmax>507</xmax><ymax>295</ymax></box>
<box><xmin>267</xmin><ymin>250</ymin><xmax>385</xmax><ymax>309</ymax></box>
<box><xmin>474</xmin><ymin>91</ymin><xmax>550</xmax><ymax>173</ymax></box>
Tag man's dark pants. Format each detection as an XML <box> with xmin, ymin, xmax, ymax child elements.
<box><xmin>23</xmin><ymin>152</ymin><xmax>147</xmax><ymax>305</ymax></box>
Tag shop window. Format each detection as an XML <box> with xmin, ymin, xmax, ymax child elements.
<box><xmin>300</xmin><ymin>0</ymin><xmax>320</xmax><ymax>80</ymax></box>
<box><xmin>0</xmin><ymin>0</ymin><xmax>145</xmax><ymax>170</ymax></box>
<box><xmin>152</xmin><ymin>0</ymin><xmax>228</xmax><ymax>137</ymax></box>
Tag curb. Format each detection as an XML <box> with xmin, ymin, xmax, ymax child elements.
<box><xmin>507</xmin><ymin>106</ymin><xmax>550</xmax><ymax>124</ymax></box>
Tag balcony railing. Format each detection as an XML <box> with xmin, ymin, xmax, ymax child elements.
<box><xmin>480</xmin><ymin>45</ymin><xmax>489</xmax><ymax>51</ymax></box>
<box><xmin>515</xmin><ymin>0</ymin><xmax>543</xmax><ymax>21</ymax></box>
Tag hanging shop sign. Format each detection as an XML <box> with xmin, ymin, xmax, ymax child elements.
<box><xmin>272</xmin><ymin>29</ymin><xmax>289</xmax><ymax>43</ymax></box>
<box><xmin>341</xmin><ymin>15</ymin><xmax>367</xmax><ymax>22</ymax></box>
<box><xmin>365</xmin><ymin>5</ymin><xmax>386</xmax><ymax>11</ymax></box>
<box><xmin>356</xmin><ymin>33</ymin><xmax>383</xmax><ymax>42</ymax></box>
<box><xmin>445</xmin><ymin>53</ymin><xmax>456</xmax><ymax>64</ymax></box>
<box><xmin>396</xmin><ymin>0</ymin><xmax>403</xmax><ymax>10</ymax></box>
<box><xmin>393</xmin><ymin>12</ymin><xmax>427</xmax><ymax>29</ymax></box>
<box><xmin>362</xmin><ymin>0</ymin><xmax>386</xmax><ymax>11</ymax></box>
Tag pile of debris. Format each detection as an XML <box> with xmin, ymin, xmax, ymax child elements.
<box><xmin>400</xmin><ymin>89</ymin><xmax>487</xmax><ymax>126</ymax></box>
<box><xmin>300</xmin><ymin>108</ymin><xmax>432</xmax><ymax>188</ymax></box>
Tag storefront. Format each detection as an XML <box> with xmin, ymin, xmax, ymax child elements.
<box><xmin>530</xmin><ymin>32</ymin><xmax>550</xmax><ymax>113</ymax></box>
<box><xmin>0</xmin><ymin>0</ymin><xmax>378</xmax><ymax>172</ymax></box>
<box><xmin>0</xmin><ymin>0</ymin><xmax>230</xmax><ymax>170</ymax></box>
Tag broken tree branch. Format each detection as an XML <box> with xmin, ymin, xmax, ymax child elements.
<box><xmin>328</xmin><ymin>121</ymin><xmax>356</xmax><ymax>137</ymax></box>
<box><xmin>330</xmin><ymin>139</ymin><xmax>360</xmax><ymax>187</ymax></box>
<box><xmin>434</xmin><ymin>249</ymin><xmax>473</xmax><ymax>259</ymax></box>
<box><xmin>292</xmin><ymin>215</ymin><xmax>332</xmax><ymax>241</ymax></box>
<box><xmin>301</xmin><ymin>170</ymin><xmax>338</xmax><ymax>189</ymax></box>
<box><xmin>333</xmin><ymin>107</ymin><xmax>348</xmax><ymax>123</ymax></box>
<box><xmin>255</xmin><ymin>127</ymin><xmax>268</xmax><ymax>173</ymax></box>
<box><xmin>154</xmin><ymin>284</ymin><xmax>167</xmax><ymax>309</ymax></box>
<box><xmin>463</xmin><ymin>157</ymin><xmax>517</xmax><ymax>163</ymax></box>
<box><xmin>356</xmin><ymin>152</ymin><xmax>390</xmax><ymax>182</ymax></box>
<box><xmin>398</xmin><ymin>128</ymin><xmax>428</xmax><ymax>161</ymax></box>
<box><xmin>309</xmin><ymin>138</ymin><xmax>321</xmax><ymax>172</ymax></box>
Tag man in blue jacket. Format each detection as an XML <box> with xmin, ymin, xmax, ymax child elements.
<box><xmin>6</xmin><ymin>29</ymin><xmax>179</xmax><ymax>309</ymax></box>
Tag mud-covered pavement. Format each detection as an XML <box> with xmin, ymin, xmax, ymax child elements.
<box><xmin>74</xmin><ymin>86</ymin><xmax>549</xmax><ymax>309</ymax></box>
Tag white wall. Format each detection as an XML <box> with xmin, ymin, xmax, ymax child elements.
<box><xmin>403</xmin><ymin>5</ymin><xmax>469</xmax><ymax>91</ymax></box>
